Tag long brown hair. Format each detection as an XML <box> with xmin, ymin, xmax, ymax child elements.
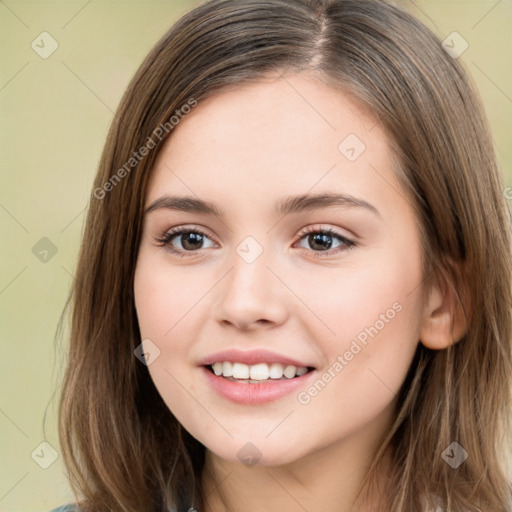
<box><xmin>57</xmin><ymin>0</ymin><xmax>512</xmax><ymax>510</ymax></box>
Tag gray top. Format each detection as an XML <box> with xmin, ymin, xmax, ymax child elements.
<box><xmin>50</xmin><ymin>506</ymin><xmax>187</xmax><ymax>512</ymax></box>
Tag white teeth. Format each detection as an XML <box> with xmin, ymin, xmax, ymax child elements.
<box><xmin>212</xmin><ymin>362</ymin><xmax>223</xmax><ymax>376</ymax></box>
<box><xmin>209</xmin><ymin>362</ymin><xmax>310</xmax><ymax>380</ymax></box>
<box><xmin>223</xmin><ymin>361</ymin><xmax>233</xmax><ymax>377</ymax></box>
<box><xmin>232</xmin><ymin>362</ymin><xmax>250</xmax><ymax>379</ymax></box>
<box><xmin>283</xmin><ymin>365</ymin><xmax>297</xmax><ymax>379</ymax></box>
<box><xmin>269</xmin><ymin>362</ymin><xmax>284</xmax><ymax>379</ymax></box>
<box><xmin>249</xmin><ymin>363</ymin><xmax>269</xmax><ymax>380</ymax></box>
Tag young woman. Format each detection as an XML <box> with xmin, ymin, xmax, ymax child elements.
<box><xmin>53</xmin><ymin>0</ymin><xmax>512</xmax><ymax>511</ymax></box>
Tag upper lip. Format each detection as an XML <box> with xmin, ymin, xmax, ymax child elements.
<box><xmin>199</xmin><ymin>349</ymin><xmax>315</xmax><ymax>369</ymax></box>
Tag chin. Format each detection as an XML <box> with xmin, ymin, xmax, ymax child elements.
<box><xmin>203</xmin><ymin>436</ymin><xmax>312</xmax><ymax>468</ymax></box>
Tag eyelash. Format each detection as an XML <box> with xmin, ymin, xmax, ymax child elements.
<box><xmin>155</xmin><ymin>225</ymin><xmax>356</xmax><ymax>259</ymax></box>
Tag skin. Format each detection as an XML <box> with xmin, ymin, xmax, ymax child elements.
<box><xmin>133</xmin><ymin>71</ymin><xmax>461</xmax><ymax>512</ymax></box>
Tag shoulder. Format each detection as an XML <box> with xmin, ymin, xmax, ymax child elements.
<box><xmin>48</xmin><ymin>505</ymin><xmax>81</xmax><ymax>512</ymax></box>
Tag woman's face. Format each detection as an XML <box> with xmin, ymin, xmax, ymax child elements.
<box><xmin>134</xmin><ymin>72</ymin><xmax>425</xmax><ymax>466</ymax></box>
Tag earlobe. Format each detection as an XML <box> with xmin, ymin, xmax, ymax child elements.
<box><xmin>419</xmin><ymin>265</ymin><xmax>470</xmax><ymax>350</ymax></box>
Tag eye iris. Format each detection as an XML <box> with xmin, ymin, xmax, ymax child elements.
<box><xmin>309</xmin><ymin>233</ymin><xmax>332</xmax><ymax>251</ymax></box>
<box><xmin>181</xmin><ymin>232</ymin><xmax>203</xmax><ymax>250</ymax></box>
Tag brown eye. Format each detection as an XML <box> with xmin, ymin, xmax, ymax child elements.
<box><xmin>295</xmin><ymin>227</ymin><xmax>355</xmax><ymax>258</ymax></box>
<box><xmin>156</xmin><ymin>227</ymin><xmax>217</xmax><ymax>255</ymax></box>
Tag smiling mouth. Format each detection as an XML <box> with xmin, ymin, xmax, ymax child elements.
<box><xmin>205</xmin><ymin>362</ymin><xmax>315</xmax><ymax>383</ymax></box>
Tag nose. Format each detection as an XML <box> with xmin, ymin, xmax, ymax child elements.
<box><xmin>213</xmin><ymin>245</ymin><xmax>289</xmax><ymax>331</ymax></box>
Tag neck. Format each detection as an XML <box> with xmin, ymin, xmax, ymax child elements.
<box><xmin>199</xmin><ymin>410</ymin><xmax>394</xmax><ymax>512</ymax></box>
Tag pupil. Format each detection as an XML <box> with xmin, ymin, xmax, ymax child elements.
<box><xmin>309</xmin><ymin>233</ymin><xmax>332</xmax><ymax>251</ymax></box>
<box><xmin>182</xmin><ymin>232</ymin><xmax>203</xmax><ymax>250</ymax></box>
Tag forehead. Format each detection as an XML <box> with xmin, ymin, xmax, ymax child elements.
<box><xmin>146</xmin><ymin>72</ymin><xmax>399</xmax><ymax>213</ymax></box>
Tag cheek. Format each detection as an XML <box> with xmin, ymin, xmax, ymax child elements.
<box><xmin>134</xmin><ymin>255</ymin><xmax>207</xmax><ymax>419</ymax></box>
<box><xmin>133</xmin><ymin>250</ymin><xmax>219</xmax><ymax>408</ymax></box>
<box><xmin>297</xmin><ymin>250</ymin><xmax>423</xmax><ymax>347</ymax></box>
<box><xmin>294</xmin><ymin>245</ymin><xmax>424</xmax><ymax>399</ymax></box>
<box><xmin>293</xmin><ymin>267</ymin><xmax>422</xmax><ymax>449</ymax></box>
<box><xmin>134</xmin><ymin>251</ymin><xmax>201</xmax><ymax>340</ymax></box>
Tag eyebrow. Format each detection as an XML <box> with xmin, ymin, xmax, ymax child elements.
<box><xmin>144</xmin><ymin>192</ymin><xmax>380</xmax><ymax>218</ymax></box>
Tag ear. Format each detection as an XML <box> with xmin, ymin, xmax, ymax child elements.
<box><xmin>419</xmin><ymin>263</ymin><xmax>470</xmax><ymax>350</ymax></box>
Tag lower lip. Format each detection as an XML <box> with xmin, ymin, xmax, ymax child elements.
<box><xmin>201</xmin><ymin>366</ymin><xmax>316</xmax><ymax>405</ymax></box>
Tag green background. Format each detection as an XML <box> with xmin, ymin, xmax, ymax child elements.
<box><xmin>1</xmin><ymin>1</ymin><xmax>511</xmax><ymax>510</ymax></box>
